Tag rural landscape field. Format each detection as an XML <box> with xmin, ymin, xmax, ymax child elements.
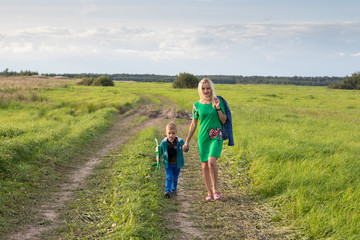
<box><xmin>0</xmin><ymin>76</ymin><xmax>359</xmax><ymax>239</ymax></box>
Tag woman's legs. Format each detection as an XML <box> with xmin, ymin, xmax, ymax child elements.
<box><xmin>208</xmin><ymin>157</ymin><xmax>218</xmax><ymax>193</ymax></box>
<box><xmin>201</xmin><ymin>157</ymin><xmax>219</xmax><ymax>196</ymax></box>
<box><xmin>201</xmin><ymin>161</ymin><xmax>212</xmax><ymax>196</ymax></box>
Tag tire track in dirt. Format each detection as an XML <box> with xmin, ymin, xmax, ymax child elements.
<box><xmin>7</xmin><ymin>103</ymin><xmax>186</xmax><ymax>240</ymax></box>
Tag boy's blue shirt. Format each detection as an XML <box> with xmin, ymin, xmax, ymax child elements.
<box><xmin>217</xmin><ymin>96</ymin><xmax>234</xmax><ymax>146</ymax></box>
<box><xmin>159</xmin><ymin>136</ymin><xmax>185</xmax><ymax>169</ymax></box>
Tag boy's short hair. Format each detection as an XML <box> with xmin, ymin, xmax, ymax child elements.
<box><xmin>166</xmin><ymin>122</ymin><xmax>177</xmax><ymax>131</ymax></box>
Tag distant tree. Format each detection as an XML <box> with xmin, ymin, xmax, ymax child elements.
<box><xmin>20</xmin><ymin>70</ymin><xmax>38</xmax><ymax>76</ymax></box>
<box><xmin>343</xmin><ymin>72</ymin><xmax>360</xmax><ymax>89</ymax></box>
<box><xmin>77</xmin><ymin>77</ymin><xmax>95</xmax><ymax>86</ymax></box>
<box><xmin>1</xmin><ymin>68</ymin><xmax>9</xmax><ymax>77</ymax></box>
<box><xmin>328</xmin><ymin>72</ymin><xmax>360</xmax><ymax>90</ymax></box>
<box><xmin>91</xmin><ymin>75</ymin><xmax>114</xmax><ymax>86</ymax></box>
<box><xmin>173</xmin><ymin>72</ymin><xmax>199</xmax><ymax>88</ymax></box>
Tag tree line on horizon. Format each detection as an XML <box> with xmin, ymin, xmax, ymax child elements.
<box><xmin>0</xmin><ymin>68</ymin><xmax>39</xmax><ymax>77</ymax></box>
<box><xmin>327</xmin><ymin>72</ymin><xmax>360</xmax><ymax>90</ymax></box>
<box><xmin>47</xmin><ymin>72</ymin><xmax>345</xmax><ymax>86</ymax></box>
<box><xmin>0</xmin><ymin>68</ymin><xmax>348</xmax><ymax>87</ymax></box>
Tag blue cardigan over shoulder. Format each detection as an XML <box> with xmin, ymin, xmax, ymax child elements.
<box><xmin>218</xmin><ymin>96</ymin><xmax>234</xmax><ymax>146</ymax></box>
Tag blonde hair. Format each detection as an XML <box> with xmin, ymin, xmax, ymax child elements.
<box><xmin>166</xmin><ymin>122</ymin><xmax>177</xmax><ymax>131</ymax></box>
<box><xmin>198</xmin><ymin>78</ymin><xmax>217</xmax><ymax>108</ymax></box>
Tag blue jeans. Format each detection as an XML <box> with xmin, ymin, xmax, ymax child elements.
<box><xmin>165</xmin><ymin>164</ymin><xmax>181</xmax><ymax>192</ymax></box>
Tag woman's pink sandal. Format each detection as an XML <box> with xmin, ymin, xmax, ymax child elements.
<box><xmin>213</xmin><ymin>192</ymin><xmax>221</xmax><ymax>200</ymax></box>
<box><xmin>205</xmin><ymin>195</ymin><xmax>213</xmax><ymax>201</ymax></box>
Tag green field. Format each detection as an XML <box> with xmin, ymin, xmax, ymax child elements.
<box><xmin>1</xmin><ymin>77</ymin><xmax>359</xmax><ymax>239</ymax></box>
<box><xmin>154</xmin><ymin>83</ymin><xmax>360</xmax><ymax>239</ymax></box>
<box><xmin>0</xmin><ymin>77</ymin><xmax>140</xmax><ymax>234</ymax></box>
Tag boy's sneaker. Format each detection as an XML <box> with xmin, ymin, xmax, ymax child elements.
<box><xmin>164</xmin><ymin>191</ymin><xmax>171</xmax><ymax>198</ymax></box>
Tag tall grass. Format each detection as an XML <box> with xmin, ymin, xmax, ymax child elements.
<box><xmin>217</xmin><ymin>85</ymin><xmax>359</xmax><ymax>239</ymax></box>
<box><xmin>234</xmin><ymin>103</ymin><xmax>360</xmax><ymax>239</ymax></box>
<box><xmin>0</xmin><ymin>79</ymin><xmax>139</xmax><ymax>234</ymax></box>
<box><xmin>145</xmin><ymin>82</ymin><xmax>360</xmax><ymax>239</ymax></box>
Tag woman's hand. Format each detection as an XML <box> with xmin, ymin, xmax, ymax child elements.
<box><xmin>214</xmin><ymin>98</ymin><xmax>220</xmax><ymax>109</ymax></box>
<box><xmin>183</xmin><ymin>143</ymin><xmax>189</xmax><ymax>152</ymax></box>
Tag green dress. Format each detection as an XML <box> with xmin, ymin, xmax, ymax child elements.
<box><xmin>192</xmin><ymin>99</ymin><xmax>225</xmax><ymax>162</ymax></box>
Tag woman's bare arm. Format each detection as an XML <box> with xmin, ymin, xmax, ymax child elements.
<box><xmin>215</xmin><ymin>99</ymin><xmax>227</xmax><ymax>124</ymax></box>
<box><xmin>217</xmin><ymin>109</ymin><xmax>227</xmax><ymax>124</ymax></box>
<box><xmin>183</xmin><ymin>118</ymin><xmax>198</xmax><ymax>151</ymax></box>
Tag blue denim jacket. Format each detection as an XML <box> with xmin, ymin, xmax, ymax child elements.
<box><xmin>159</xmin><ymin>136</ymin><xmax>185</xmax><ymax>169</ymax></box>
<box><xmin>217</xmin><ymin>96</ymin><xmax>234</xmax><ymax>146</ymax></box>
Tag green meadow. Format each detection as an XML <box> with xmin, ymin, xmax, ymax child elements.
<box><xmin>1</xmin><ymin>78</ymin><xmax>359</xmax><ymax>239</ymax></box>
<box><xmin>153</xmin><ymin>83</ymin><xmax>360</xmax><ymax>239</ymax></box>
<box><xmin>0</xmin><ymin>77</ymin><xmax>139</xmax><ymax>233</ymax></box>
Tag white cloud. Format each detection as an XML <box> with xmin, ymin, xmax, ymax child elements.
<box><xmin>7</xmin><ymin>42</ymin><xmax>33</xmax><ymax>53</ymax></box>
<box><xmin>1</xmin><ymin>21</ymin><xmax>360</xmax><ymax>75</ymax></box>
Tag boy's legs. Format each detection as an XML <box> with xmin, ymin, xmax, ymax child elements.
<box><xmin>165</xmin><ymin>165</ymin><xmax>176</xmax><ymax>192</ymax></box>
<box><xmin>171</xmin><ymin>167</ymin><xmax>181</xmax><ymax>192</ymax></box>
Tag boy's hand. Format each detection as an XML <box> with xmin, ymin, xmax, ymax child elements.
<box><xmin>183</xmin><ymin>143</ymin><xmax>189</xmax><ymax>152</ymax></box>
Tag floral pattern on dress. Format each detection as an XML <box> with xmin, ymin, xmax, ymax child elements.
<box><xmin>209</xmin><ymin>127</ymin><xmax>223</xmax><ymax>140</ymax></box>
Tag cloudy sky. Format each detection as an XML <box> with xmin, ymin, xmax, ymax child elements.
<box><xmin>1</xmin><ymin>0</ymin><xmax>359</xmax><ymax>76</ymax></box>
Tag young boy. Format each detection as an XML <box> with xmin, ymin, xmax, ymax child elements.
<box><xmin>156</xmin><ymin>122</ymin><xmax>186</xmax><ymax>198</ymax></box>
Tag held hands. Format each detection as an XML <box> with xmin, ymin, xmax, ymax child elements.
<box><xmin>183</xmin><ymin>143</ymin><xmax>189</xmax><ymax>152</ymax></box>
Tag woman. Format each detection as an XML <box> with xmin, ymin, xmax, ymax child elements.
<box><xmin>183</xmin><ymin>78</ymin><xmax>227</xmax><ymax>201</ymax></box>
